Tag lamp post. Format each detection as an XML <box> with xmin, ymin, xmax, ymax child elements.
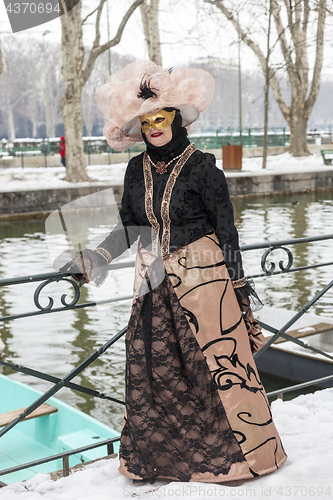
<box><xmin>42</xmin><ymin>30</ymin><xmax>51</xmax><ymax>155</ymax></box>
<box><xmin>237</xmin><ymin>12</ymin><xmax>242</xmax><ymax>144</ymax></box>
<box><xmin>229</xmin><ymin>50</ymin><xmax>234</xmax><ymax>138</ymax></box>
<box><xmin>106</xmin><ymin>0</ymin><xmax>111</xmax><ymax>75</ymax></box>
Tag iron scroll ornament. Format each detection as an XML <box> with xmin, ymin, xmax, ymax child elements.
<box><xmin>260</xmin><ymin>245</ymin><xmax>293</xmax><ymax>275</ymax></box>
<box><xmin>34</xmin><ymin>277</ymin><xmax>81</xmax><ymax>311</ymax></box>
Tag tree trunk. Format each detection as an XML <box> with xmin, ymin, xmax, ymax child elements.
<box><xmin>84</xmin><ymin>112</ymin><xmax>93</xmax><ymax>137</ymax></box>
<box><xmin>140</xmin><ymin>0</ymin><xmax>162</xmax><ymax>65</ymax></box>
<box><xmin>61</xmin><ymin>1</ymin><xmax>89</xmax><ymax>182</ymax></box>
<box><xmin>262</xmin><ymin>0</ymin><xmax>272</xmax><ymax>169</ymax></box>
<box><xmin>0</xmin><ymin>45</ymin><xmax>3</xmax><ymax>77</ymax></box>
<box><xmin>32</xmin><ymin>119</ymin><xmax>38</xmax><ymax>138</ymax></box>
<box><xmin>60</xmin><ymin>0</ymin><xmax>144</xmax><ymax>182</ymax></box>
<box><xmin>5</xmin><ymin>93</ymin><xmax>16</xmax><ymax>141</ymax></box>
<box><xmin>289</xmin><ymin>104</ymin><xmax>309</xmax><ymax>156</ymax></box>
<box><xmin>62</xmin><ymin>95</ymin><xmax>87</xmax><ymax>179</ymax></box>
<box><xmin>7</xmin><ymin>107</ymin><xmax>16</xmax><ymax>142</ymax></box>
<box><xmin>49</xmin><ymin>122</ymin><xmax>56</xmax><ymax>139</ymax></box>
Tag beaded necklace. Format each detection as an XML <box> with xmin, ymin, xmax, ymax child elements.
<box><xmin>147</xmin><ymin>143</ymin><xmax>193</xmax><ymax>175</ymax></box>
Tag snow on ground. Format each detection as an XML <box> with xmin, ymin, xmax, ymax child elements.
<box><xmin>227</xmin><ymin>151</ymin><xmax>327</xmax><ymax>173</ymax></box>
<box><xmin>0</xmin><ymin>164</ymin><xmax>127</xmax><ymax>192</ymax></box>
<box><xmin>0</xmin><ymin>153</ymin><xmax>328</xmax><ymax>192</ymax></box>
<box><xmin>0</xmin><ymin>388</ymin><xmax>332</xmax><ymax>500</ymax></box>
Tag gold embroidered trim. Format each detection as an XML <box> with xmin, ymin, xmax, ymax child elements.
<box><xmin>232</xmin><ymin>277</ymin><xmax>246</xmax><ymax>289</ymax></box>
<box><xmin>96</xmin><ymin>247</ymin><xmax>112</xmax><ymax>264</ymax></box>
<box><xmin>143</xmin><ymin>143</ymin><xmax>196</xmax><ymax>256</ymax></box>
<box><xmin>143</xmin><ymin>152</ymin><xmax>160</xmax><ymax>255</ymax></box>
<box><xmin>160</xmin><ymin>143</ymin><xmax>196</xmax><ymax>256</ymax></box>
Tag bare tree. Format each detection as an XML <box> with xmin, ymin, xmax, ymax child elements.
<box><xmin>60</xmin><ymin>0</ymin><xmax>145</xmax><ymax>183</ymax></box>
<box><xmin>263</xmin><ymin>0</ymin><xmax>272</xmax><ymax>169</ymax></box>
<box><xmin>140</xmin><ymin>0</ymin><xmax>162</xmax><ymax>65</ymax></box>
<box><xmin>0</xmin><ymin>44</ymin><xmax>3</xmax><ymax>77</ymax></box>
<box><xmin>45</xmin><ymin>44</ymin><xmax>65</xmax><ymax>138</ymax></box>
<box><xmin>205</xmin><ymin>0</ymin><xmax>328</xmax><ymax>156</ymax></box>
<box><xmin>18</xmin><ymin>41</ymin><xmax>47</xmax><ymax>138</ymax></box>
<box><xmin>0</xmin><ymin>37</ymin><xmax>37</xmax><ymax>141</ymax></box>
<box><xmin>0</xmin><ymin>36</ymin><xmax>64</xmax><ymax>140</ymax></box>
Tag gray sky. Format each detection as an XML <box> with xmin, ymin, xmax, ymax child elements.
<box><xmin>1</xmin><ymin>1</ymin><xmax>332</xmax><ymax>74</ymax></box>
<box><xmin>0</xmin><ymin>0</ymin><xmax>247</xmax><ymax>68</ymax></box>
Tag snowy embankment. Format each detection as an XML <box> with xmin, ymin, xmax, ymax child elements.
<box><xmin>0</xmin><ymin>153</ymin><xmax>327</xmax><ymax>192</ymax></box>
<box><xmin>0</xmin><ymin>388</ymin><xmax>332</xmax><ymax>500</ymax></box>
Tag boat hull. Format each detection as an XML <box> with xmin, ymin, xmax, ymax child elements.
<box><xmin>256</xmin><ymin>347</ymin><xmax>333</xmax><ymax>389</ymax></box>
<box><xmin>0</xmin><ymin>375</ymin><xmax>120</xmax><ymax>485</ymax></box>
<box><xmin>255</xmin><ymin>307</ymin><xmax>333</xmax><ymax>390</ymax></box>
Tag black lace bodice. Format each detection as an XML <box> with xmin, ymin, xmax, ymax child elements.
<box><xmin>98</xmin><ymin>148</ymin><xmax>244</xmax><ymax>280</ymax></box>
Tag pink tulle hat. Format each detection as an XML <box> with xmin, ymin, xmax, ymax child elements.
<box><xmin>96</xmin><ymin>60</ymin><xmax>215</xmax><ymax>151</ymax></box>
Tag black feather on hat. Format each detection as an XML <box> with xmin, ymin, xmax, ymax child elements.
<box><xmin>137</xmin><ymin>77</ymin><xmax>158</xmax><ymax>100</ymax></box>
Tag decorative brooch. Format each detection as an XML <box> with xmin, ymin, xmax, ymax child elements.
<box><xmin>147</xmin><ymin>144</ymin><xmax>193</xmax><ymax>175</ymax></box>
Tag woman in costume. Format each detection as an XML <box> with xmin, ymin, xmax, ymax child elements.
<box><xmin>64</xmin><ymin>60</ymin><xmax>287</xmax><ymax>483</ymax></box>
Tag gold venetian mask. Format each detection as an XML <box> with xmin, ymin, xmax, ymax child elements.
<box><xmin>140</xmin><ymin>109</ymin><xmax>176</xmax><ymax>134</ymax></box>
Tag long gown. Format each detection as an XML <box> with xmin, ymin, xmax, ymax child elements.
<box><xmin>98</xmin><ymin>142</ymin><xmax>287</xmax><ymax>482</ymax></box>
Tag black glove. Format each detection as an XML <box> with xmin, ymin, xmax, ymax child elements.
<box><xmin>59</xmin><ymin>249</ymin><xmax>108</xmax><ymax>286</ymax></box>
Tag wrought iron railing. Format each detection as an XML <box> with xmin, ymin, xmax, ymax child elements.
<box><xmin>266</xmin><ymin>374</ymin><xmax>333</xmax><ymax>401</ymax></box>
<box><xmin>0</xmin><ymin>436</ymin><xmax>120</xmax><ymax>480</ymax></box>
<box><xmin>3</xmin><ymin>130</ymin><xmax>332</xmax><ymax>166</ymax></box>
<box><xmin>0</xmin><ymin>233</ymin><xmax>332</xmax><ymax>482</ymax></box>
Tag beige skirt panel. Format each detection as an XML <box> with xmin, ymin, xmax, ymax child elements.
<box><xmin>164</xmin><ymin>233</ymin><xmax>287</xmax><ymax>476</ymax></box>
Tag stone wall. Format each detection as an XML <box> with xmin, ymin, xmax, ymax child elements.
<box><xmin>226</xmin><ymin>167</ymin><xmax>333</xmax><ymax>197</ymax></box>
<box><xmin>1</xmin><ymin>167</ymin><xmax>333</xmax><ymax>218</ymax></box>
<box><xmin>0</xmin><ymin>184</ymin><xmax>123</xmax><ymax>217</ymax></box>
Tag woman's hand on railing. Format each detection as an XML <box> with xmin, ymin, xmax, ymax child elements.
<box><xmin>59</xmin><ymin>249</ymin><xmax>108</xmax><ymax>286</ymax></box>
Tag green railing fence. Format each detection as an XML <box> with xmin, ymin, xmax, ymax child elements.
<box><xmin>1</xmin><ymin>128</ymin><xmax>333</xmax><ymax>166</ymax></box>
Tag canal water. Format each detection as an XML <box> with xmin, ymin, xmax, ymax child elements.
<box><xmin>0</xmin><ymin>190</ymin><xmax>332</xmax><ymax>431</ymax></box>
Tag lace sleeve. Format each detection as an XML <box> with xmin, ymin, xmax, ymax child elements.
<box><xmin>59</xmin><ymin>249</ymin><xmax>109</xmax><ymax>287</ymax></box>
<box><xmin>233</xmin><ymin>278</ymin><xmax>263</xmax><ymax>313</ymax></box>
<box><xmin>233</xmin><ymin>278</ymin><xmax>265</xmax><ymax>353</ymax></box>
<box><xmin>199</xmin><ymin>154</ymin><xmax>244</xmax><ymax>281</ymax></box>
<box><xmin>97</xmin><ymin>158</ymin><xmax>141</xmax><ymax>260</ymax></box>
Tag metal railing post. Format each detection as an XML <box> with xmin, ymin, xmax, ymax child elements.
<box><xmin>0</xmin><ymin>437</ymin><xmax>121</xmax><ymax>479</ymax></box>
<box><xmin>63</xmin><ymin>456</ymin><xmax>70</xmax><ymax>477</ymax></box>
<box><xmin>107</xmin><ymin>443</ymin><xmax>114</xmax><ymax>455</ymax></box>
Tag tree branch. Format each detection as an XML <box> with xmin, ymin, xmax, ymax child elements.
<box><xmin>0</xmin><ymin>44</ymin><xmax>3</xmax><ymax>77</ymax></box>
<box><xmin>99</xmin><ymin>0</ymin><xmax>145</xmax><ymax>51</ymax></box>
<box><xmin>82</xmin><ymin>0</ymin><xmax>145</xmax><ymax>86</ymax></box>
<box><xmin>283</xmin><ymin>0</ymin><xmax>296</xmax><ymax>46</ymax></box>
<box><xmin>295</xmin><ymin>0</ymin><xmax>301</xmax><ymax>30</ymax></box>
<box><xmin>83</xmin><ymin>0</ymin><xmax>107</xmax><ymax>80</ymax></box>
<box><xmin>10</xmin><ymin>88</ymin><xmax>33</xmax><ymax>109</ymax></box>
<box><xmin>303</xmin><ymin>0</ymin><xmax>310</xmax><ymax>32</ymax></box>
<box><xmin>305</xmin><ymin>0</ymin><xmax>327</xmax><ymax>115</ymax></box>
<box><xmin>81</xmin><ymin>5</ymin><xmax>100</xmax><ymax>26</ymax></box>
<box><xmin>140</xmin><ymin>0</ymin><xmax>162</xmax><ymax>65</ymax></box>
<box><xmin>283</xmin><ymin>0</ymin><xmax>292</xmax><ymax>26</ymax></box>
<box><xmin>271</xmin><ymin>0</ymin><xmax>294</xmax><ymax>70</ymax></box>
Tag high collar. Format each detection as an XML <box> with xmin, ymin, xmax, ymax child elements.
<box><xmin>144</xmin><ymin>128</ymin><xmax>190</xmax><ymax>165</ymax></box>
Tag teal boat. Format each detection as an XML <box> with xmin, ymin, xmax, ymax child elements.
<box><xmin>0</xmin><ymin>374</ymin><xmax>120</xmax><ymax>485</ymax></box>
